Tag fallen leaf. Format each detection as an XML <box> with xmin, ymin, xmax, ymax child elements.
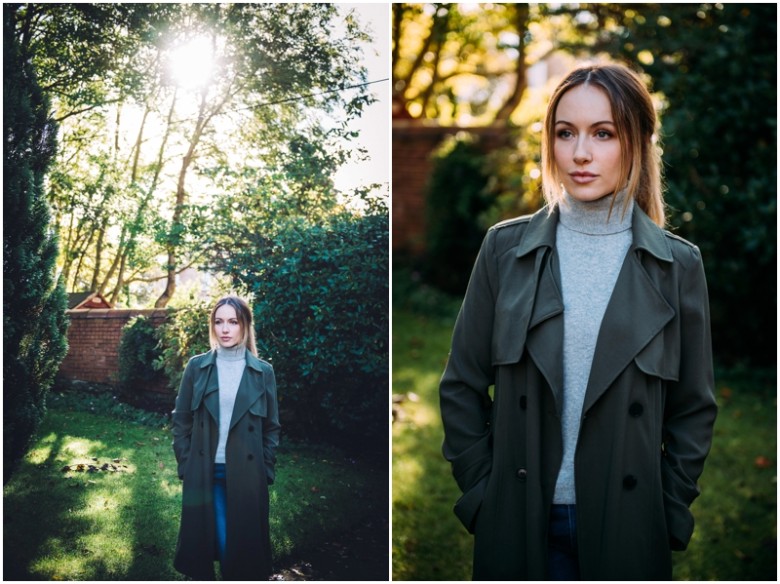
<box><xmin>754</xmin><ymin>456</ymin><xmax>773</xmax><ymax>469</ymax></box>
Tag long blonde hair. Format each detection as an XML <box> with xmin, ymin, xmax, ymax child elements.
<box><xmin>209</xmin><ymin>295</ymin><xmax>258</xmax><ymax>356</ymax></box>
<box><xmin>541</xmin><ymin>63</ymin><xmax>665</xmax><ymax>227</ymax></box>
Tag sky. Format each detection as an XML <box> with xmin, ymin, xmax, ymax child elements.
<box><xmin>332</xmin><ymin>4</ymin><xmax>390</xmax><ymax>195</ymax></box>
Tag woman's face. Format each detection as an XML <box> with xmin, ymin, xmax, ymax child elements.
<box><xmin>553</xmin><ymin>84</ymin><xmax>623</xmax><ymax>203</ymax></box>
<box><xmin>214</xmin><ymin>304</ymin><xmax>242</xmax><ymax>349</ymax></box>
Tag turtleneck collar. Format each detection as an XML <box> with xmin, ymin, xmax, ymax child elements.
<box><xmin>216</xmin><ymin>344</ymin><xmax>246</xmax><ymax>362</ymax></box>
<box><xmin>558</xmin><ymin>189</ymin><xmax>634</xmax><ymax>236</ymax></box>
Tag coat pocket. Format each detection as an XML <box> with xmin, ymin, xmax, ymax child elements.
<box><xmin>454</xmin><ymin>474</ymin><xmax>489</xmax><ymax>534</ymax></box>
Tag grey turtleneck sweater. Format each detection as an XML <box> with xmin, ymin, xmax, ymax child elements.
<box><xmin>215</xmin><ymin>344</ymin><xmax>247</xmax><ymax>464</ymax></box>
<box><xmin>553</xmin><ymin>191</ymin><xmax>634</xmax><ymax>504</ymax></box>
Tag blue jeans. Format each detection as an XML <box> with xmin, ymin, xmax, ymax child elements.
<box><xmin>548</xmin><ymin>504</ymin><xmax>580</xmax><ymax>580</ymax></box>
<box><xmin>213</xmin><ymin>463</ymin><xmax>227</xmax><ymax>564</ymax></box>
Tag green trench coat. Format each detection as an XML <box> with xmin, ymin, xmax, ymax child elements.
<box><xmin>172</xmin><ymin>350</ymin><xmax>281</xmax><ymax>580</ymax></box>
<box><xmin>440</xmin><ymin>205</ymin><xmax>717</xmax><ymax>580</ymax></box>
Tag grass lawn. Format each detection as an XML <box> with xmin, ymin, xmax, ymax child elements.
<box><xmin>4</xmin><ymin>392</ymin><xmax>386</xmax><ymax>580</ymax></box>
<box><xmin>392</xmin><ymin>296</ymin><xmax>776</xmax><ymax>581</ymax></box>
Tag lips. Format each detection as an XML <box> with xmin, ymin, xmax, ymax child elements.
<box><xmin>570</xmin><ymin>171</ymin><xmax>598</xmax><ymax>184</ymax></box>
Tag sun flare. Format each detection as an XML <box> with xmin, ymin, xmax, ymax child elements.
<box><xmin>167</xmin><ymin>35</ymin><xmax>215</xmax><ymax>90</ymax></box>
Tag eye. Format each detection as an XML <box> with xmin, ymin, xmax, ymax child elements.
<box><xmin>556</xmin><ymin>129</ymin><xmax>574</xmax><ymax>139</ymax></box>
<box><xmin>595</xmin><ymin>129</ymin><xmax>614</xmax><ymax>139</ymax></box>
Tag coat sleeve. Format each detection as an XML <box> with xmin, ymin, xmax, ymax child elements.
<box><xmin>439</xmin><ymin>228</ymin><xmax>498</xmax><ymax>533</ymax></box>
<box><xmin>262</xmin><ymin>364</ymin><xmax>281</xmax><ymax>485</ymax></box>
<box><xmin>172</xmin><ymin>358</ymin><xmax>196</xmax><ymax>480</ymax></box>
<box><xmin>661</xmin><ymin>244</ymin><xmax>718</xmax><ymax>550</ymax></box>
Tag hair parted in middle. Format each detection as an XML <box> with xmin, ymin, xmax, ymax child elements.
<box><xmin>541</xmin><ymin>63</ymin><xmax>666</xmax><ymax>227</ymax></box>
<box><xmin>209</xmin><ymin>295</ymin><xmax>258</xmax><ymax>356</ymax></box>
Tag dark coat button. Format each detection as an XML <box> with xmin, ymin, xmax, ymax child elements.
<box><xmin>199</xmin><ymin>449</ymin><xmax>204</xmax><ymax>456</ymax></box>
<box><xmin>516</xmin><ymin>468</ymin><xmax>527</xmax><ymax>481</ymax></box>
<box><xmin>248</xmin><ymin>425</ymin><xmax>254</xmax><ymax>432</ymax></box>
<box><xmin>623</xmin><ymin>475</ymin><xmax>638</xmax><ymax>490</ymax></box>
<box><xmin>629</xmin><ymin>402</ymin><xmax>644</xmax><ymax>417</ymax></box>
<box><xmin>248</xmin><ymin>454</ymin><xmax>254</xmax><ymax>461</ymax></box>
<box><xmin>519</xmin><ymin>396</ymin><xmax>527</xmax><ymax>410</ymax></box>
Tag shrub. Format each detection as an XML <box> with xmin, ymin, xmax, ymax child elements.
<box><xmin>424</xmin><ymin>133</ymin><xmax>492</xmax><ymax>295</ymax></box>
<box><xmin>153</xmin><ymin>302</ymin><xmax>211</xmax><ymax>391</ymax></box>
<box><xmin>116</xmin><ymin>316</ymin><xmax>163</xmax><ymax>399</ymax></box>
<box><xmin>213</xmin><ymin>202</ymin><xmax>389</xmax><ymax>449</ymax></box>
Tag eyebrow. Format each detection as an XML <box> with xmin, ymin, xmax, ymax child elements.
<box><xmin>555</xmin><ymin>120</ymin><xmax>615</xmax><ymax>127</ymax></box>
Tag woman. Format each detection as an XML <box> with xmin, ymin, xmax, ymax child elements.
<box><xmin>439</xmin><ymin>63</ymin><xmax>717</xmax><ymax>580</ymax></box>
<box><xmin>172</xmin><ymin>295</ymin><xmax>281</xmax><ymax>580</ymax></box>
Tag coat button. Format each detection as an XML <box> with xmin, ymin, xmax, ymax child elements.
<box><xmin>248</xmin><ymin>454</ymin><xmax>254</xmax><ymax>461</ymax></box>
<box><xmin>199</xmin><ymin>449</ymin><xmax>204</xmax><ymax>456</ymax></box>
<box><xmin>519</xmin><ymin>396</ymin><xmax>527</xmax><ymax>410</ymax></box>
<box><xmin>623</xmin><ymin>475</ymin><xmax>638</xmax><ymax>490</ymax></box>
<box><xmin>629</xmin><ymin>402</ymin><xmax>644</xmax><ymax>417</ymax></box>
<box><xmin>516</xmin><ymin>468</ymin><xmax>527</xmax><ymax>481</ymax></box>
<box><xmin>248</xmin><ymin>425</ymin><xmax>254</xmax><ymax>432</ymax></box>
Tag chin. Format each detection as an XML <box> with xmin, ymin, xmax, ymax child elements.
<box><xmin>566</xmin><ymin>187</ymin><xmax>615</xmax><ymax>203</ymax></box>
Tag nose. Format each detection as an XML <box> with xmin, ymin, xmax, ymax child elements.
<box><xmin>573</xmin><ymin>136</ymin><xmax>591</xmax><ymax>165</ymax></box>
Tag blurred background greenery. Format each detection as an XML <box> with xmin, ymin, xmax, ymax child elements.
<box><xmin>392</xmin><ymin>3</ymin><xmax>776</xmax><ymax>580</ymax></box>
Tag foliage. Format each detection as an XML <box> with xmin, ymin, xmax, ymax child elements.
<box><xmin>153</xmin><ymin>302</ymin><xmax>211</xmax><ymax>392</ymax></box>
<box><xmin>8</xmin><ymin>3</ymin><xmax>376</xmax><ymax>307</ymax></box>
<box><xmin>392</xmin><ymin>3</ymin><xmax>534</xmax><ymax>122</ymax></box>
<box><xmin>392</xmin><ymin>303</ymin><xmax>776</xmax><ymax>580</ymax></box>
<box><xmin>3</xmin><ymin>11</ymin><xmax>70</xmax><ymax>483</ymax></box>
<box><xmin>423</xmin><ymin>134</ymin><xmax>493</xmax><ymax>294</ymax></box>
<box><xmin>116</xmin><ymin>316</ymin><xmax>163</xmax><ymax>399</ymax></box>
<box><xmin>208</xmin><ymin>188</ymin><xmax>389</xmax><ymax>448</ymax></box>
<box><xmin>3</xmin><ymin>399</ymin><xmax>386</xmax><ymax>580</ymax></box>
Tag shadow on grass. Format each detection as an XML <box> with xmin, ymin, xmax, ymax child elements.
<box><xmin>3</xmin><ymin>410</ymin><xmax>179</xmax><ymax>580</ymax></box>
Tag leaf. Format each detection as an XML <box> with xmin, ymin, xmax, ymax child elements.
<box><xmin>754</xmin><ymin>455</ymin><xmax>772</xmax><ymax>469</ymax></box>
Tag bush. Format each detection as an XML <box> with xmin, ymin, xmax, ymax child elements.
<box><xmin>117</xmin><ymin>316</ymin><xmax>161</xmax><ymax>398</ymax></box>
<box><xmin>153</xmin><ymin>302</ymin><xmax>211</xmax><ymax>391</ymax></box>
<box><xmin>424</xmin><ymin>133</ymin><xmax>492</xmax><ymax>295</ymax></box>
<box><xmin>212</xmin><ymin>201</ymin><xmax>389</xmax><ymax>449</ymax></box>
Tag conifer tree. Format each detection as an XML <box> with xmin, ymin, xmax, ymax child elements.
<box><xmin>3</xmin><ymin>8</ymin><xmax>69</xmax><ymax>482</ymax></box>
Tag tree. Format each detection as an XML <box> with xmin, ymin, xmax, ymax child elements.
<box><xmin>3</xmin><ymin>7</ymin><xmax>69</xmax><ymax>481</ymax></box>
<box><xmin>392</xmin><ymin>3</ymin><xmax>546</xmax><ymax>123</ymax></box>
<box><xmin>10</xmin><ymin>3</ymin><xmax>375</xmax><ymax>308</ymax></box>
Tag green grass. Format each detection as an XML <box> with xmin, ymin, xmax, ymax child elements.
<box><xmin>4</xmin><ymin>395</ymin><xmax>383</xmax><ymax>580</ymax></box>
<box><xmin>392</xmin><ymin>299</ymin><xmax>777</xmax><ymax>581</ymax></box>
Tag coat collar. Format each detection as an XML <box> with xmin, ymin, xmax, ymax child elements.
<box><xmin>515</xmin><ymin>202</ymin><xmax>672</xmax><ymax>263</ymax></box>
<box><xmin>198</xmin><ymin>348</ymin><xmax>266</xmax><ymax>372</ymax></box>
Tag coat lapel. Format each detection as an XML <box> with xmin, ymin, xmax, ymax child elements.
<box><xmin>229</xmin><ymin>353</ymin><xmax>266</xmax><ymax>431</ymax></box>
<box><xmin>582</xmin><ymin>208</ymin><xmax>675</xmax><ymax>413</ymax></box>
<box><xmin>516</xmin><ymin>208</ymin><xmax>565</xmax><ymax>414</ymax></box>
<box><xmin>196</xmin><ymin>350</ymin><xmax>221</xmax><ymax>424</ymax></box>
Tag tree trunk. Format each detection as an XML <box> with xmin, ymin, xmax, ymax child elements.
<box><xmin>493</xmin><ymin>5</ymin><xmax>529</xmax><ymax>121</ymax></box>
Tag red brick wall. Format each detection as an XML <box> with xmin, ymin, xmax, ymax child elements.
<box><xmin>392</xmin><ymin>122</ymin><xmax>510</xmax><ymax>257</ymax></box>
<box><xmin>58</xmin><ymin>308</ymin><xmax>170</xmax><ymax>395</ymax></box>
